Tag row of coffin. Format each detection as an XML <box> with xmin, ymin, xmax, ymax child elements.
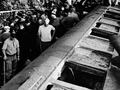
<box><xmin>1</xmin><ymin>6</ymin><xmax>120</xmax><ymax>90</ymax></box>
<box><xmin>41</xmin><ymin>6</ymin><xmax>120</xmax><ymax>90</ymax></box>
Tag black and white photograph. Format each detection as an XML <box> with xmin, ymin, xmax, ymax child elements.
<box><xmin>0</xmin><ymin>0</ymin><xmax>120</xmax><ymax>90</ymax></box>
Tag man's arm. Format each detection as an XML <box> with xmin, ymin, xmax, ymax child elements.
<box><xmin>16</xmin><ymin>39</ymin><xmax>20</xmax><ymax>60</ymax></box>
<box><xmin>51</xmin><ymin>30</ymin><xmax>55</xmax><ymax>39</ymax></box>
<box><xmin>16</xmin><ymin>46</ymin><xmax>20</xmax><ymax>61</ymax></box>
<box><xmin>2</xmin><ymin>49</ymin><xmax>7</xmax><ymax>60</ymax></box>
<box><xmin>51</xmin><ymin>26</ymin><xmax>55</xmax><ymax>40</ymax></box>
<box><xmin>2</xmin><ymin>40</ymin><xmax>7</xmax><ymax>60</ymax></box>
<box><xmin>38</xmin><ymin>26</ymin><xmax>42</xmax><ymax>38</ymax></box>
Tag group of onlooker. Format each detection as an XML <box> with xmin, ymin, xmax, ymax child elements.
<box><xmin>0</xmin><ymin>0</ymin><xmax>81</xmax><ymax>82</ymax></box>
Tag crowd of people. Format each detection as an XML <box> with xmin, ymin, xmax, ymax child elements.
<box><xmin>0</xmin><ymin>0</ymin><xmax>84</xmax><ymax>83</ymax></box>
<box><xmin>0</xmin><ymin>0</ymin><xmax>114</xmax><ymax>84</ymax></box>
<box><xmin>0</xmin><ymin>0</ymin><xmax>30</xmax><ymax>11</ymax></box>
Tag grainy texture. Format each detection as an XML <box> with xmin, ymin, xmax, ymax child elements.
<box><xmin>99</xmin><ymin>24</ymin><xmax>117</xmax><ymax>32</ymax></box>
<box><xmin>0</xmin><ymin>6</ymin><xmax>107</xmax><ymax>90</ymax></box>
<box><xmin>79</xmin><ymin>35</ymin><xmax>113</xmax><ymax>53</ymax></box>
<box><xmin>67</xmin><ymin>47</ymin><xmax>111</xmax><ymax>71</ymax></box>
<box><xmin>99</xmin><ymin>18</ymin><xmax>119</xmax><ymax>27</ymax></box>
<box><xmin>51</xmin><ymin>85</ymin><xmax>71</xmax><ymax>90</ymax></box>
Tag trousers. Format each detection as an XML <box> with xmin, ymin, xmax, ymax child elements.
<box><xmin>5</xmin><ymin>54</ymin><xmax>17</xmax><ymax>80</ymax></box>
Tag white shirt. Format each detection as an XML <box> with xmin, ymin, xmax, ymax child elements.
<box><xmin>67</xmin><ymin>0</ymin><xmax>72</xmax><ymax>5</ymax></box>
<box><xmin>38</xmin><ymin>25</ymin><xmax>55</xmax><ymax>42</ymax></box>
<box><xmin>2</xmin><ymin>38</ymin><xmax>19</xmax><ymax>55</ymax></box>
<box><xmin>68</xmin><ymin>12</ymin><xmax>80</xmax><ymax>22</ymax></box>
<box><xmin>109</xmin><ymin>0</ymin><xmax>119</xmax><ymax>5</ymax></box>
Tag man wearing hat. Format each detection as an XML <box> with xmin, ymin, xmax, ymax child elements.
<box><xmin>2</xmin><ymin>31</ymin><xmax>20</xmax><ymax>81</ymax></box>
<box><xmin>0</xmin><ymin>26</ymin><xmax>10</xmax><ymax>43</ymax></box>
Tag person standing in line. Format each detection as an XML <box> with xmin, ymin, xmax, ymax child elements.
<box><xmin>51</xmin><ymin>14</ymin><xmax>61</xmax><ymax>39</ymax></box>
<box><xmin>0</xmin><ymin>26</ymin><xmax>10</xmax><ymax>43</ymax></box>
<box><xmin>38</xmin><ymin>19</ymin><xmax>55</xmax><ymax>52</ymax></box>
<box><xmin>16</xmin><ymin>22</ymin><xmax>30</xmax><ymax>71</ymax></box>
<box><xmin>26</xmin><ymin>14</ymin><xmax>40</xmax><ymax>60</ymax></box>
<box><xmin>108</xmin><ymin>0</ymin><xmax>118</xmax><ymax>6</ymax></box>
<box><xmin>2</xmin><ymin>31</ymin><xmax>20</xmax><ymax>81</ymax></box>
<box><xmin>0</xmin><ymin>26</ymin><xmax>11</xmax><ymax>57</ymax></box>
<box><xmin>68</xmin><ymin>6</ymin><xmax>80</xmax><ymax>22</ymax></box>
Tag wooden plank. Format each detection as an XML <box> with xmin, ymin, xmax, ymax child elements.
<box><xmin>92</xmin><ymin>27</ymin><xmax>118</xmax><ymax>35</ymax></box>
<box><xmin>97</xmin><ymin>21</ymin><xmax>120</xmax><ymax>28</ymax></box>
<box><xmin>99</xmin><ymin>18</ymin><xmax>118</xmax><ymax>25</ymax></box>
<box><xmin>106</xmin><ymin>9</ymin><xmax>120</xmax><ymax>16</ymax></box>
<box><xmin>108</xmin><ymin>8</ymin><xmax>120</xmax><ymax>12</ymax></box>
<box><xmin>98</xmin><ymin>18</ymin><xmax>120</xmax><ymax>27</ymax></box>
<box><xmin>51</xmin><ymin>85</ymin><xmax>71</xmax><ymax>90</ymax></box>
<box><xmin>99</xmin><ymin>24</ymin><xmax>117</xmax><ymax>32</ymax></box>
<box><xmin>79</xmin><ymin>35</ymin><xmax>113</xmax><ymax>53</ymax></box>
<box><xmin>50</xmin><ymin>78</ymin><xmax>91</xmax><ymax>90</ymax></box>
<box><xmin>103</xmin><ymin>13</ymin><xmax>120</xmax><ymax>20</ymax></box>
<box><xmin>102</xmin><ymin>16</ymin><xmax>120</xmax><ymax>22</ymax></box>
<box><xmin>66</xmin><ymin>61</ymin><xmax>106</xmax><ymax>77</ymax></box>
<box><xmin>108</xmin><ymin>6</ymin><xmax>120</xmax><ymax>12</ymax></box>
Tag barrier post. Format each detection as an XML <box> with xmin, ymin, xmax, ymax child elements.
<box><xmin>3</xmin><ymin>60</ymin><xmax>6</xmax><ymax>85</ymax></box>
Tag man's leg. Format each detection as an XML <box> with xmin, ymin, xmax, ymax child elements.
<box><xmin>5</xmin><ymin>59</ymin><xmax>12</xmax><ymax>81</ymax></box>
<box><xmin>12</xmin><ymin>55</ymin><xmax>17</xmax><ymax>77</ymax></box>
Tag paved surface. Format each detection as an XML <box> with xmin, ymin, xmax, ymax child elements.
<box><xmin>103</xmin><ymin>66</ymin><xmax>120</xmax><ymax>90</ymax></box>
<box><xmin>103</xmin><ymin>50</ymin><xmax>120</xmax><ymax>90</ymax></box>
